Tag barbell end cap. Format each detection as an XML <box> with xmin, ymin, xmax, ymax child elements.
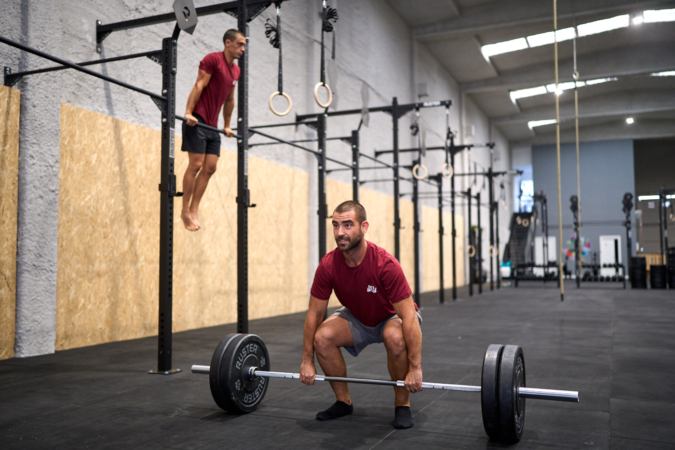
<box><xmin>191</xmin><ymin>365</ymin><xmax>210</xmax><ymax>374</ymax></box>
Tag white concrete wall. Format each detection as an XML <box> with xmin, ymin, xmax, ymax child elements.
<box><xmin>1</xmin><ymin>0</ymin><xmax>511</xmax><ymax>356</ymax></box>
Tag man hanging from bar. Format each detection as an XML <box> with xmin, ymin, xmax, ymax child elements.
<box><xmin>300</xmin><ymin>200</ymin><xmax>423</xmax><ymax>429</ymax></box>
<box><xmin>181</xmin><ymin>29</ymin><xmax>244</xmax><ymax>231</ymax></box>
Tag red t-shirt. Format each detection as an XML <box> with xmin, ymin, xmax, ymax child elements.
<box><xmin>193</xmin><ymin>52</ymin><xmax>240</xmax><ymax>127</ymax></box>
<box><xmin>310</xmin><ymin>242</ymin><xmax>415</xmax><ymax>327</ymax></box>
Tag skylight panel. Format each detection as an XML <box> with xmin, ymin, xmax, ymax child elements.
<box><xmin>545</xmin><ymin>81</ymin><xmax>580</xmax><ymax>93</ymax></box>
<box><xmin>643</xmin><ymin>8</ymin><xmax>675</xmax><ymax>23</ymax></box>
<box><xmin>584</xmin><ymin>77</ymin><xmax>616</xmax><ymax>85</ymax></box>
<box><xmin>528</xmin><ymin>120</ymin><xmax>557</xmax><ymax>129</ymax></box>
<box><xmin>651</xmin><ymin>71</ymin><xmax>675</xmax><ymax>77</ymax></box>
<box><xmin>481</xmin><ymin>38</ymin><xmax>528</xmax><ymax>59</ymax></box>
<box><xmin>577</xmin><ymin>14</ymin><xmax>630</xmax><ymax>37</ymax></box>
<box><xmin>510</xmin><ymin>86</ymin><xmax>548</xmax><ymax>101</ymax></box>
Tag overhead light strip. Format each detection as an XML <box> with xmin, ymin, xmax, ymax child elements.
<box><xmin>481</xmin><ymin>9</ymin><xmax>675</xmax><ymax>59</ymax></box>
<box><xmin>510</xmin><ymin>77</ymin><xmax>617</xmax><ymax>102</ymax></box>
<box><xmin>528</xmin><ymin>119</ymin><xmax>557</xmax><ymax>129</ymax></box>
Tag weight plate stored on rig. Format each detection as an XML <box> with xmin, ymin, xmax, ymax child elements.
<box><xmin>499</xmin><ymin>345</ymin><xmax>526</xmax><ymax>443</ymax></box>
<box><xmin>481</xmin><ymin>344</ymin><xmax>504</xmax><ymax>441</ymax></box>
<box><xmin>209</xmin><ymin>333</ymin><xmax>271</xmax><ymax>414</ymax></box>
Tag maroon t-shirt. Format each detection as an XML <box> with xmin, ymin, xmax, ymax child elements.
<box><xmin>310</xmin><ymin>242</ymin><xmax>415</xmax><ymax>327</ymax></box>
<box><xmin>193</xmin><ymin>52</ymin><xmax>240</xmax><ymax>127</ymax></box>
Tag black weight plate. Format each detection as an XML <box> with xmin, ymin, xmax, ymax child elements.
<box><xmin>210</xmin><ymin>333</ymin><xmax>271</xmax><ymax>414</ymax></box>
<box><xmin>209</xmin><ymin>333</ymin><xmax>245</xmax><ymax>412</ymax></box>
<box><xmin>499</xmin><ymin>345</ymin><xmax>526</xmax><ymax>444</ymax></box>
<box><xmin>481</xmin><ymin>344</ymin><xmax>504</xmax><ymax>441</ymax></box>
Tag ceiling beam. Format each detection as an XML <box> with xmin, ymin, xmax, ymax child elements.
<box><xmin>493</xmin><ymin>89</ymin><xmax>675</xmax><ymax>124</ymax></box>
<box><xmin>446</xmin><ymin>0</ymin><xmax>461</xmax><ymax>18</ymax></box>
<box><xmin>461</xmin><ymin>43</ymin><xmax>675</xmax><ymax>94</ymax></box>
<box><xmin>412</xmin><ymin>0</ymin><xmax>675</xmax><ymax>41</ymax></box>
<box><xmin>510</xmin><ymin>119</ymin><xmax>675</xmax><ymax>146</ymax></box>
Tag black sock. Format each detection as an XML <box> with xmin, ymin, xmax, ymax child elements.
<box><xmin>316</xmin><ymin>401</ymin><xmax>354</xmax><ymax>421</ymax></box>
<box><xmin>392</xmin><ymin>406</ymin><xmax>414</xmax><ymax>429</ymax></box>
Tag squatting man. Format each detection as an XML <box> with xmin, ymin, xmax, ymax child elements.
<box><xmin>300</xmin><ymin>200</ymin><xmax>424</xmax><ymax>429</ymax></box>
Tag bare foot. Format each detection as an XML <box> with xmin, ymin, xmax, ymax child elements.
<box><xmin>181</xmin><ymin>210</ymin><xmax>199</xmax><ymax>231</ymax></box>
<box><xmin>190</xmin><ymin>209</ymin><xmax>201</xmax><ymax>230</ymax></box>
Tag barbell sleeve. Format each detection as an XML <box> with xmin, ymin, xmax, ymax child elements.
<box><xmin>191</xmin><ymin>365</ymin><xmax>578</xmax><ymax>403</ymax></box>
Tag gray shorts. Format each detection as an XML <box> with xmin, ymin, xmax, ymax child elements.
<box><xmin>332</xmin><ymin>306</ymin><xmax>422</xmax><ymax>357</ymax></box>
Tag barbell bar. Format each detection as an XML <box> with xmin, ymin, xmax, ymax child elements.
<box><xmin>191</xmin><ymin>365</ymin><xmax>578</xmax><ymax>402</ymax></box>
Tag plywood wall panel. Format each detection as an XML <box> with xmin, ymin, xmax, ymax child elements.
<box><xmin>0</xmin><ymin>86</ymin><xmax>20</xmax><ymax>360</ymax></box>
<box><xmin>57</xmin><ymin>105</ymin><xmax>309</xmax><ymax>350</ymax></box>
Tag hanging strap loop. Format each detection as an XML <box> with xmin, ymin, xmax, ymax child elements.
<box><xmin>316</xmin><ymin>0</ymin><xmax>337</xmax><ymax>108</ymax></box>
<box><xmin>265</xmin><ymin>3</ymin><xmax>292</xmax><ymax>116</ymax></box>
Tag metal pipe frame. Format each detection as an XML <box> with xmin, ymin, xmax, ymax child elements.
<box><xmin>4</xmin><ymin>50</ymin><xmax>162</xmax><ymax>87</ymax></box>
<box><xmin>0</xmin><ymin>35</ymin><xmax>164</xmax><ymax>102</ymax></box>
<box><xmin>295</xmin><ymin>99</ymin><xmax>452</xmax><ymax>122</ymax></box>
<box><xmin>412</xmin><ymin>161</ymin><xmax>421</xmax><ymax>307</ymax></box>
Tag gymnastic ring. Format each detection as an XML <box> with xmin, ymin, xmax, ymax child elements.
<box><xmin>670</xmin><ymin>213</ymin><xmax>675</xmax><ymax>222</ymax></box>
<box><xmin>536</xmin><ymin>218</ymin><xmax>540</xmax><ymax>226</ymax></box>
<box><xmin>501</xmin><ymin>199</ymin><xmax>508</xmax><ymax>210</ymax></box>
<box><xmin>268</xmin><ymin>91</ymin><xmax>293</xmax><ymax>116</ymax></box>
<box><xmin>412</xmin><ymin>164</ymin><xmax>428</xmax><ymax>180</ymax></box>
<box><xmin>467</xmin><ymin>245</ymin><xmax>476</xmax><ymax>257</ymax></box>
<box><xmin>441</xmin><ymin>163</ymin><xmax>454</xmax><ymax>178</ymax></box>
<box><xmin>313</xmin><ymin>82</ymin><xmax>333</xmax><ymax>109</ymax></box>
<box><xmin>489</xmin><ymin>245</ymin><xmax>498</xmax><ymax>257</ymax></box>
<box><xmin>516</xmin><ymin>216</ymin><xmax>522</xmax><ymax>225</ymax></box>
<box><xmin>522</xmin><ymin>218</ymin><xmax>530</xmax><ymax>227</ymax></box>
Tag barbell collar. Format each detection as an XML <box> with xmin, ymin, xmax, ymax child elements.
<box><xmin>192</xmin><ymin>365</ymin><xmax>578</xmax><ymax>403</ymax></box>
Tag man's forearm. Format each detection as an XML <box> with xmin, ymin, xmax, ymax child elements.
<box><xmin>302</xmin><ymin>310</ymin><xmax>323</xmax><ymax>362</ymax></box>
<box><xmin>223</xmin><ymin>98</ymin><xmax>235</xmax><ymax>128</ymax></box>
<box><xmin>402</xmin><ymin>318</ymin><xmax>422</xmax><ymax>369</ymax></box>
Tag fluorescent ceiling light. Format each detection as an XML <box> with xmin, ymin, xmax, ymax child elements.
<box><xmin>651</xmin><ymin>71</ymin><xmax>675</xmax><ymax>77</ymax></box>
<box><xmin>638</xmin><ymin>194</ymin><xmax>675</xmax><ymax>201</ymax></box>
<box><xmin>577</xmin><ymin>14</ymin><xmax>630</xmax><ymax>37</ymax></box>
<box><xmin>528</xmin><ymin>120</ymin><xmax>557</xmax><ymax>129</ymax></box>
<box><xmin>626</xmin><ymin>117</ymin><xmax>634</xmax><ymax>124</ymax></box>
<box><xmin>526</xmin><ymin>27</ymin><xmax>576</xmax><ymax>47</ymax></box>
<box><xmin>510</xmin><ymin>86</ymin><xmax>548</xmax><ymax>101</ymax></box>
<box><xmin>546</xmin><ymin>81</ymin><xmax>581</xmax><ymax>93</ymax></box>
<box><xmin>643</xmin><ymin>8</ymin><xmax>675</xmax><ymax>23</ymax></box>
<box><xmin>584</xmin><ymin>77</ymin><xmax>616</xmax><ymax>85</ymax></box>
<box><xmin>481</xmin><ymin>38</ymin><xmax>528</xmax><ymax>58</ymax></box>
<box><xmin>633</xmin><ymin>15</ymin><xmax>644</xmax><ymax>25</ymax></box>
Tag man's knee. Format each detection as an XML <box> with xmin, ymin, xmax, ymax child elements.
<box><xmin>383</xmin><ymin>323</ymin><xmax>406</xmax><ymax>357</ymax></box>
<box><xmin>202</xmin><ymin>163</ymin><xmax>217</xmax><ymax>177</ymax></box>
<box><xmin>314</xmin><ymin>327</ymin><xmax>337</xmax><ymax>354</ymax></box>
<box><xmin>186</xmin><ymin>157</ymin><xmax>204</xmax><ymax>174</ymax></box>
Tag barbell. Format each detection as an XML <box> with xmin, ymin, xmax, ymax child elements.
<box><xmin>191</xmin><ymin>333</ymin><xmax>579</xmax><ymax>444</ymax></box>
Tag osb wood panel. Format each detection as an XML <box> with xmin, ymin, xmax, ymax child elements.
<box><xmin>422</xmin><ymin>206</ymin><xmax>466</xmax><ymax>292</ymax></box>
<box><xmin>0</xmin><ymin>85</ymin><xmax>20</xmax><ymax>360</ymax></box>
<box><xmin>57</xmin><ymin>104</ymin><xmax>309</xmax><ymax>350</ymax></box>
<box><xmin>325</xmin><ymin>180</ymin><xmax>416</xmax><ymax>306</ymax></box>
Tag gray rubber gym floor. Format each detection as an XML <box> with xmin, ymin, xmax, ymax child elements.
<box><xmin>1</xmin><ymin>282</ymin><xmax>674</xmax><ymax>449</ymax></box>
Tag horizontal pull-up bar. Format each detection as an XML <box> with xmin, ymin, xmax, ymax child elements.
<box><xmin>0</xmin><ymin>35</ymin><xmax>165</xmax><ymax>102</ymax></box>
<box><xmin>96</xmin><ymin>0</ymin><xmax>276</xmax><ymax>42</ymax></box>
<box><xmin>249</xmin><ymin>129</ymin><xmax>319</xmax><ymax>156</ymax></box>
<box><xmin>360</xmin><ymin>152</ymin><xmax>395</xmax><ymax>170</ymax></box>
<box><xmin>175</xmin><ymin>115</ymin><xmax>242</xmax><ymax>139</ymax></box>
<box><xmin>374</xmin><ymin>143</ymin><xmax>494</xmax><ymax>157</ymax></box>
<box><xmin>4</xmin><ymin>50</ymin><xmax>162</xmax><ymax>87</ymax></box>
<box><xmin>296</xmin><ymin>100</ymin><xmax>452</xmax><ymax>122</ymax></box>
<box><xmin>249</xmin><ymin>135</ymin><xmax>352</xmax><ymax>147</ymax></box>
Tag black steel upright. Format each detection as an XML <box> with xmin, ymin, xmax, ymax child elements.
<box><xmin>467</xmin><ymin>188</ymin><xmax>473</xmax><ymax>297</ymax></box>
<box><xmin>154</xmin><ymin>35</ymin><xmax>178</xmax><ymax>374</ymax></box>
<box><xmin>318</xmin><ymin>113</ymin><xmax>328</xmax><ymax>260</ymax></box>
<box><xmin>392</xmin><ymin>97</ymin><xmax>401</xmax><ymax>261</ymax></box>
<box><xmin>450</xmin><ymin>150</ymin><xmax>457</xmax><ymax>300</ymax></box>
<box><xmin>488</xmin><ymin>167</ymin><xmax>494</xmax><ymax>291</ymax></box>
<box><xmin>351</xmin><ymin>130</ymin><xmax>359</xmax><ymax>202</ymax></box>
<box><xmin>477</xmin><ymin>191</ymin><xmax>482</xmax><ymax>294</ymax></box>
<box><xmin>437</xmin><ymin>175</ymin><xmax>445</xmax><ymax>304</ymax></box>
<box><xmin>237</xmin><ymin>0</ymin><xmax>250</xmax><ymax>334</ymax></box>
<box><xmin>412</xmin><ymin>163</ymin><xmax>420</xmax><ymax>307</ymax></box>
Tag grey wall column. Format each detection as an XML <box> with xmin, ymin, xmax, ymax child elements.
<box><xmin>14</xmin><ymin>1</ymin><xmax>63</xmax><ymax>357</ymax></box>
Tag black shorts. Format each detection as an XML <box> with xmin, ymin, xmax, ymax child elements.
<box><xmin>181</xmin><ymin>113</ymin><xmax>221</xmax><ymax>157</ymax></box>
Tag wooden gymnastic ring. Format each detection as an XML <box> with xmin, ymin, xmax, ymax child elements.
<box><xmin>268</xmin><ymin>91</ymin><xmax>292</xmax><ymax>116</ymax></box>
<box><xmin>412</xmin><ymin>164</ymin><xmax>428</xmax><ymax>180</ymax></box>
<box><xmin>313</xmin><ymin>82</ymin><xmax>333</xmax><ymax>108</ymax></box>
<box><xmin>489</xmin><ymin>245</ymin><xmax>498</xmax><ymax>257</ymax></box>
<box><xmin>522</xmin><ymin>218</ymin><xmax>530</xmax><ymax>227</ymax></box>
<box><xmin>441</xmin><ymin>163</ymin><xmax>454</xmax><ymax>178</ymax></box>
<box><xmin>670</xmin><ymin>213</ymin><xmax>674</xmax><ymax>222</ymax></box>
<box><xmin>516</xmin><ymin>216</ymin><xmax>522</xmax><ymax>225</ymax></box>
<box><xmin>467</xmin><ymin>245</ymin><xmax>476</xmax><ymax>257</ymax></box>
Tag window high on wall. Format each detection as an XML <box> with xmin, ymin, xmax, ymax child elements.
<box><xmin>519</xmin><ymin>180</ymin><xmax>534</xmax><ymax>212</ymax></box>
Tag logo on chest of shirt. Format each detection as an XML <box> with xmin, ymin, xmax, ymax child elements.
<box><xmin>367</xmin><ymin>285</ymin><xmax>377</xmax><ymax>294</ymax></box>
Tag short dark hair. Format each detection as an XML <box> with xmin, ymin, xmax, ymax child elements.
<box><xmin>223</xmin><ymin>29</ymin><xmax>244</xmax><ymax>45</ymax></box>
<box><xmin>334</xmin><ymin>201</ymin><xmax>367</xmax><ymax>224</ymax></box>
